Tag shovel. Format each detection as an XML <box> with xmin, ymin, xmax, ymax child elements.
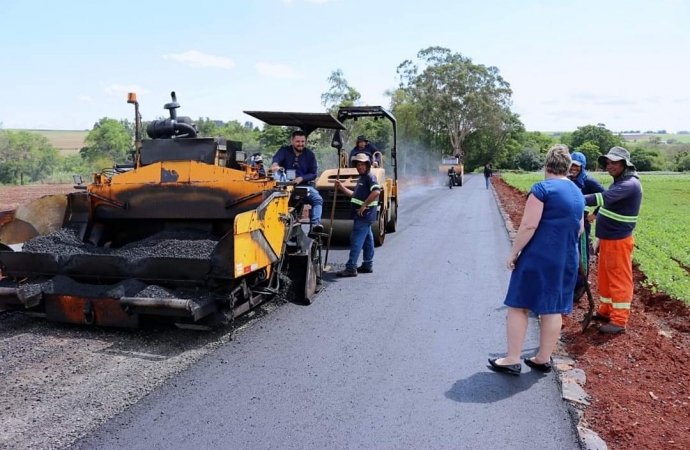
<box><xmin>579</xmin><ymin>233</ymin><xmax>596</xmax><ymax>332</ymax></box>
<box><xmin>322</xmin><ymin>177</ymin><xmax>339</xmax><ymax>272</ymax></box>
<box><xmin>323</xmin><ymin>132</ymin><xmax>343</xmax><ymax>272</ymax></box>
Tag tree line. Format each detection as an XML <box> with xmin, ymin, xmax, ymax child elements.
<box><xmin>2</xmin><ymin>46</ymin><xmax>690</xmax><ymax>185</ymax></box>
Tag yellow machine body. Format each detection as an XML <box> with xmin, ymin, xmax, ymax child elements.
<box><xmin>0</xmin><ymin>92</ymin><xmax>322</xmax><ymax>329</ymax></box>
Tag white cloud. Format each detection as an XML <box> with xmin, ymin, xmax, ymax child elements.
<box><xmin>78</xmin><ymin>95</ymin><xmax>93</xmax><ymax>102</ymax></box>
<box><xmin>162</xmin><ymin>50</ymin><xmax>235</xmax><ymax>69</ymax></box>
<box><xmin>104</xmin><ymin>84</ymin><xmax>151</xmax><ymax>97</ymax></box>
<box><xmin>255</xmin><ymin>62</ymin><xmax>306</xmax><ymax>79</ymax></box>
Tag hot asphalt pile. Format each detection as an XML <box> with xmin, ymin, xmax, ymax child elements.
<box><xmin>10</xmin><ymin>229</ymin><xmax>222</xmax><ymax>301</ymax></box>
<box><xmin>22</xmin><ymin>229</ymin><xmax>220</xmax><ymax>261</ymax></box>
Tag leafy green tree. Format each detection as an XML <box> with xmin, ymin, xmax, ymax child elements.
<box><xmin>195</xmin><ymin>118</ymin><xmax>221</xmax><ymax>137</ymax></box>
<box><xmin>0</xmin><ymin>131</ymin><xmax>14</xmax><ymax>184</ymax></box>
<box><xmin>630</xmin><ymin>148</ymin><xmax>662</xmax><ymax>171</ymax></box>
<box><xmin>320</xmin><ymin>69</ymin><xmax>361</xmax><ymax>114</ymax></box>
<box><xmin>258</xmin><ymin>125</ymin><xmax>293</xmax><ymax>155</ymax></box>
<box><xmin>677</xmin><ymin>153</ymin><xmax>690</xmax><ymax>172</ymax></box>
<box><xmin>216</xmin><ymin>120</ymin><xmax>260</xmax><ymax>153</ymax></box>
<box><xmin>396</xmin><ymin>46</ymin><xmax>513</xmax><ymax>157</ymax></box>
<box><xmin>558</xmin><ymin>131</ymin><xmax>574</xmax><ymax>148</ymax></box>
<box><xmin>80</xmin><ymin>118</ymin><xmax>132</xmax><ymax>164</ymax></box>
<box><xmin>319</xmin><ymin>69</ymin><xmax>364</xmax><ymax>150</ymax></box>
<box><xmin>463</xmin><ymin>110</ymin><xmax>524</xmax><ymax>171</ymax></box>
<box><xmin>57</xmin><ymin>153</ymin><xmax>93</xmax><ymax>177</ymax></box>
<box><xmin>0</xmin><ymin>130</ymin><xmax>58</xmax><ymax>184</ymax></box>
<box><xmin>569</xmin><ymin>124</ymin><xmax>624</xmax><ymax>169</ymax></box>
<box><xmin>574</xmin><ymin>141</ymin><xmax>602</xmax><ymax>170</ymax></box>
<box><xmin>520</xmin><ymin>131</ymin><xmax>556</xmax><ymax>153</ymax></box>
<box><xmin>514</xmin><ymin>148</ymin><xmax>544</xmax><ymax>171</ymax></box>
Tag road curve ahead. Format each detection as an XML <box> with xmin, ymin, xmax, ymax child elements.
<box><xmin>74</xmin><ymin>174</ymin><xmax>580</xmax><ymax>450</ymax></box>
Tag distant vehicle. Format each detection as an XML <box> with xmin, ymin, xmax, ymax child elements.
<box><xmin>438</xmin><ymin>156</ymin><xmax>464</xmax><ymax>187</ymax></box>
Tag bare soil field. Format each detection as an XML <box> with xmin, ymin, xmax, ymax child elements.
<box><xmin>0</xmin><ymin>184</ymin><xmax>79</xmax><ymax>211</ymax></box>
<box><xmin>492</xmin><ymin>175</ymin><xmax>690</xmax><ymax>450</ymax></box>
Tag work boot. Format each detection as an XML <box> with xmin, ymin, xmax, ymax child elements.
<box><xmin>311</xmin><ymin>223</ymin><xmax>324</xmax><ymax>234</ymax></box>
<box><xmin>599</xmin><ymin>323</ymin><xmax>626</xmax><ymax>334</ymax></box>
<box><xmin>336</xmin><ymin>268</ymin><xmax>357</xmax><ymax>277</ymax></box>
<box><xmin>357</xmin><ymin>266</ymin><xmax>373</xmax><ymax>274</ymax></box>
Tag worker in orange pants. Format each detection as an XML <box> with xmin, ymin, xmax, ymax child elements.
<box><xmin>596</xmin><ymin>236</ymin><xmax>634</xmax><ymax>328</ymax></box>
<box><xmin>585</xmin><ymin>147</ymin><xmax>642</xmax><ymax>334</ymax></box>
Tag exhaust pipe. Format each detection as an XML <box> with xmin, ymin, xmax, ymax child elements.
<box><xmin>120</xmin><ymin>296</ymin><xmax>193</xmax><ymax>311</ymax></box>
<box><xmin>120</xmin><ymin>295</ymin><xmax>216</xmax><ymax>321</ymax></box>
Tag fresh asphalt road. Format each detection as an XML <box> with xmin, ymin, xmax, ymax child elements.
<box><xmin>74</xmin><ymin>174</ymin><xmax>580</xmax><ymax>450</ymax></box>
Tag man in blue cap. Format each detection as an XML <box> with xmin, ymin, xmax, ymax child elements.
<box><xmin>568</xmin><ymin>151</ymin><xmax>605</xmax><ymax>302</ymax></box>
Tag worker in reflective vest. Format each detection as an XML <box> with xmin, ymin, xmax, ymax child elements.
<box><xmin>333</xmin><ymin>153</ymin><xmax>381</xmax><ymax>277</ymax></box>
<box><xmin>585</xmin><ymin>146</ymin><xmax>643</xmax><ymax>334</ymax></box>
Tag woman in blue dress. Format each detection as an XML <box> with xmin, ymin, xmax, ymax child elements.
<box><xmin>489</xmin><ymin>145</ymin><xmax>585</xmax><ymax>375</ymax></box>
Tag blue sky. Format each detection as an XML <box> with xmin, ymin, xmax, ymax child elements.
<box><xmin>1</xmin><ymin>0</ymin><xmax>688</xmax><ymax>132</ymax></box>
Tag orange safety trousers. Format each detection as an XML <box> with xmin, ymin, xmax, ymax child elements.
<box><xmin>597</xmin><ymin>236</ymin><xmax>634</xmax><ymax>326</ymax></box>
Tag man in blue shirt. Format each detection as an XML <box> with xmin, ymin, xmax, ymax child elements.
<box><xmin>270</xmin><ymin>130</ymin><xmax>323</xmax><ymax>228</ymax></box>
<box><xmin>349</xmin><ymin>135</ymin><xmax>381</xmax><ymax>167</ymax></box>
<box><xmin>333</xmin><ymin>153</ymin><xmax>381</xmax><ymax>277</ymax></box>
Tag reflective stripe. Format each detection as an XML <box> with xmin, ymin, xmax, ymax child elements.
<box><xmin>594</xmin><ymin>193</ymin><xmax>604</xmax><ymax>207</ymax></box>
<box><xmin>351</xmin><ymin>198</ymin><xmax>378</xmax><ymax>207</ymax></box>
<box><xmin>370</xmin><ymin>184</ymin><xmax>380</xmax><ymax>191</ymax></box>
<box><xmin>598</xmin><ymin>207</ymin><xmax>638</xmax><ymax>223</ymax></box>
<box><xmin>599</xmin><ymin>297</ymin><xmax>612</xmax><ymax>304</ymax></box>
<box><xmin>612</xmin><ymin>302</ymin><xmax>631</xmax><ymax>309</ymax></box>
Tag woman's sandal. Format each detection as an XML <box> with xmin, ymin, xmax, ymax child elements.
<box><xmin>488</xmin><ymin>358</ymin><xmax>522</xmax><ymax>375</ymax></box>
<box><xmin>524</xmin><ymin>357</ymin><xmax>553</xmax><ymax>373</ymax></box>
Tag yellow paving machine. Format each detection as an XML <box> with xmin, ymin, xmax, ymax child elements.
<box><xmin>0</xmin><ymin>92</ymin><xmax>326</xmax><ymax>329</ymax></box>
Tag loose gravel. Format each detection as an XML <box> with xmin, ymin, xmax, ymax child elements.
<box><xmin>0</xmin><ymin>227</ymin><xmax>316</xmax><ymax>449</ymax></box>
<box><xmin>0</xmin><ymin>295</ymin><xmax>290</xmax><ymax>450</ymax></box>
<box><xmin>21</xmin><ymin>229</ymin><xmax>220</xmax><ymax>262</ymax></box>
